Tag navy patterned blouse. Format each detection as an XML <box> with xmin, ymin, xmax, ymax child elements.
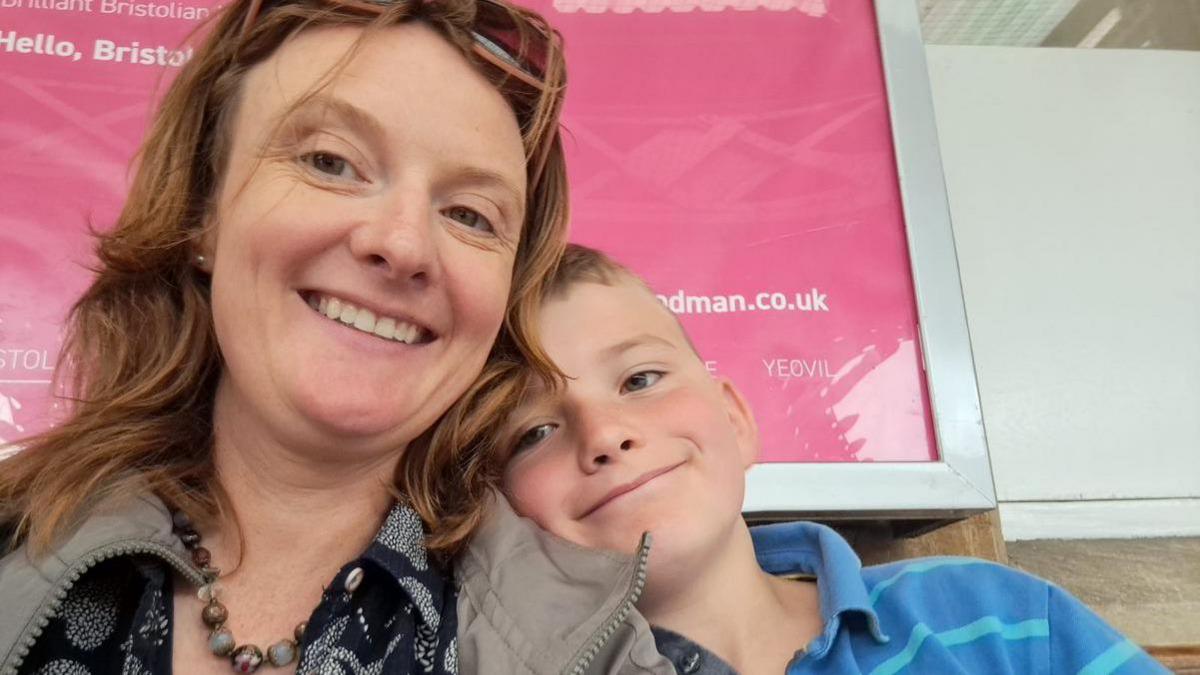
<box><xmin>17</xmin><ymin>504</ymin><xmax>459</xmax><ymax>675</ymax></box>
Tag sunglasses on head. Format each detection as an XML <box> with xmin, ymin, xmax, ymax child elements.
<box><xmin>238</xmin><ymin>0</ymin><xmax>557</xmax><ymax>91</ymax></box>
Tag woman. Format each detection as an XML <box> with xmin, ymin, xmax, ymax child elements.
<box><xmin>0</xmin><ymin>0</ymin><xmax>567</xmax><ymax>672</ymax></box>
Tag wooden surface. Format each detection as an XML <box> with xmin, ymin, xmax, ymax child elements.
<box><xmin>842</xmin><ymin>510</ymin><xmax>1009</xmax><ymax>566</ymax></box>
<box><xmin>1008</xmin><ymin>536</ymin><xmax>1200</xmax><ymax>648</ymax></box>
<box><xmin>1146</xmin><ymin>646</ymin><xmax>1200</xmax><ymax>674</ymax></box>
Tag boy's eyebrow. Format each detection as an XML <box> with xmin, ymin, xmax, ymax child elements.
<box><xmin>601</xmin><ymin>334</ymin><xmax>678</xmax><ymax>359</ymax></box>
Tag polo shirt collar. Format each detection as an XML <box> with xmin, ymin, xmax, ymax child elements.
<box><xmin>751</xmin><ymin>521</ymin><xmax>889</xmax><ymax>658</ymax></box>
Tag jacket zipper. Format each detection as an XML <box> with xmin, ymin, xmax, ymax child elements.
<box><xmin>565</xmin><ymin>533</ymin><xmax>653</xmax><ymax>675</ymax></box>
<box><xmin>2</xmin><ymin>540</ymin><xmax>207</xmax><ymax>675</ymax></box>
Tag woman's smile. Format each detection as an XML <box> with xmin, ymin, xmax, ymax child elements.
<box><xmin>302</xmin><ymin>290</ymin><xmax>435</xmax><ymax>345</ymax></box>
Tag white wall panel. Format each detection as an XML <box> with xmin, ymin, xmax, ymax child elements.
<box><xmin>924</xmin><ymin>46</ymin><xmax>1200</xmax><ymax>516</ymax></box>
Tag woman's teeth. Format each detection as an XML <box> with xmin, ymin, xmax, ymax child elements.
<box><xmin>307</xmin><ymin>294</ymin><xmax>426</xmax><ymax>345</ymax></box>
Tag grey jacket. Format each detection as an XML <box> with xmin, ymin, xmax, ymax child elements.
<box><xmin>455</xmin><ymin>494</ymin><xmax>676</xmax><ymax>675</ymax></box>
<box><xmin>0</xmin><ymin>494</ymin><xmax>206</xmax><ymax>675</ymax></box>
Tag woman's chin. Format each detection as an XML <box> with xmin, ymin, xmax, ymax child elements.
<box><xmin>284</xmin><ymin>384</ymin><xmax>430</xmax><ymax>448</ymax></box>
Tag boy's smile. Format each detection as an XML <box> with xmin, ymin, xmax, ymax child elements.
<box><xmin>502</xmin><ymin>279</ymin><xmax>759</xmax><ymax>568</ymax></box>
<box><xmin>581</xmin><ymin>460</ymin><xmax>688</xmax><ymax>519</ymax></box>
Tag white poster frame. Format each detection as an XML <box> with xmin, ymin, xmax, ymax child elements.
<box><xmin>743</xmin><ymin>0</ymin><xmax>995</xmax><ymax>524</ymax></box>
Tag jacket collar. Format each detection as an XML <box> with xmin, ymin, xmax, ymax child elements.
<box><xmin>0</xmin><ymin>492</ymin><xmax>191</xmax><ymax>672</ymax></box>
<box><xmin>455</xmin><ymin>491</ymin><xmax>668</xmax><ymax>674</ymax></box>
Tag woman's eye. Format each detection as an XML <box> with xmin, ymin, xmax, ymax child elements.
<box><xmin>444</xmin><ymin>206</ymin><xmax>495</xmax><ymax>233</ymax></box>
<box><xmin>622</xmin><ymin>370</ymin><xmax>664</xmax><ymax>394</ymax></box>
<box><xmin>513</xmin><ymin>423</ymin><xmax>557</xmax><ymax>454</ymax></box>
<box><xmin>301</xmin><ymin>152</ymin><xmax>359</xmax><ymax>181</ymax></box>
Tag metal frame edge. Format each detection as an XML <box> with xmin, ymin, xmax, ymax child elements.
<box><xmin>742</xmin><ymin>0</ymin><xmax>996</xmax><ymax>519</ymax></box>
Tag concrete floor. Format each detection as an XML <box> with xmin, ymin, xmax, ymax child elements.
<box><xmin>1006</xmin><ymin>537</ymin><xmax>1200</xmax><ymax>646</ymax></box>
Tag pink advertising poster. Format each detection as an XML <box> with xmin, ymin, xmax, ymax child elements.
<box><xmin>0</xmin><ymin>0</ymin><xmax>937</xmax><ymax>463</ymax></box>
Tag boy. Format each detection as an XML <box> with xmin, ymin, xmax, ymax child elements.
<box><xmin>454</xmin><ymin>244</ymin><xmax>1165</xmax><ymax>675</ymax></box>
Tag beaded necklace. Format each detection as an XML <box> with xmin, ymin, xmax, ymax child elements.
<box><xmin>172</xmin><ymin>512</ymin><xmax>306</xmax><ymax>673</ymax></box>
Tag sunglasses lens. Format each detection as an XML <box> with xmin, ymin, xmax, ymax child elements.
<box><xmin>475</xmin><ymin>2</ymin><xmax>548</xmax><ymax>79</ymax></box>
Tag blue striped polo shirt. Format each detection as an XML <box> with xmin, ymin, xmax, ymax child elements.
<box><xmin>746</xmin><ymin>521</ymin><xmax>1167</xmax><ymax>675</ymax></box>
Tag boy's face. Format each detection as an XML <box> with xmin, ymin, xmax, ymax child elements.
<box><xmin>501</xmin><ymin>279</ymin><xmax>758</xmax><ymax>561</ymax></box>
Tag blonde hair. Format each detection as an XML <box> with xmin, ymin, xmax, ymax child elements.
<box><xmin>0</xmin><ymin>0</ymin><xmax>569</xmax><ymax>556</ymax></box>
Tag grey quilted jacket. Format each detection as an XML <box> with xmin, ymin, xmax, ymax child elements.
<box><xmin>1</xmin><ymin>491</ymin><xmax>676</xmax><ymax>675</ymax></box>
<box><xmin>0</xmin><ymin>495</ymin><xmax>205</xmax><ymax>675</ymax></box>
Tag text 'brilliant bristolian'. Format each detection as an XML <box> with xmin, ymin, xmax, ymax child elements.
<box><xmin>0</xmin><ymin>0</ymin><xmax>209</xmax><ymax>19</ymax></box>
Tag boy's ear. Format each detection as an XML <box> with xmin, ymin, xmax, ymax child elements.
<box><xmin>716</xmin><ymin>378</ymin><xmax>758</xmax><ymax>470</ymax></box>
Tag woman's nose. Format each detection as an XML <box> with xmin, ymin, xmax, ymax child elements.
<box><xmin>348</xmin><ymin>193</ymin><xmax>439</xmax><ymax>287</ymax></box>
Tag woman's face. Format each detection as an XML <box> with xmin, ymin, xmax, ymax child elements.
<box><xmin>205</xmin><ymin>23</ymin><xmax>527</xmax><ymax>458</ymax></box>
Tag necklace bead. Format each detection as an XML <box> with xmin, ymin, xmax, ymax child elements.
<box><xmin>266</xmin><ymin>639</ymin><xmax>298</xmax><ymax>667</ymax></box>
<box><xmin>198</xmin><ymin>581</ymin><xmax>224</xmax><ymax>603</ymax></box>
<box><xmin>192</xmin><ymin>546</ymin><xmax>212</xmax><ymax>567</ymax></box>
<box><xmin>209</xmin><ymin>628</ymin><xmax>236</xmax><ymax>657</ymax></box>
<box><xmin>172</xmin><ymin>510</ymin><xmax>310</xmax><ymax>672</ymax></box>
<box><xmin>179</xmin><ymin>529</ymin><xmax>201</xmax><ymax>547</ymax></box>
<box><xmin>231</xmin><ymin>644</ymin><xmax>264</xmax><ymax>673</ymax></box>
<box><xmin>201</xmin><ymin>600</ymin><xmax>229</xmax><ymax>628</ymax></box>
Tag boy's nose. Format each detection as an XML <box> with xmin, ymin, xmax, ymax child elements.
<box><xmin>577</xmin><ymin>408</ymin><xmax>640</xmax><ymax>471</ymax></box>
<box><xmin>589</xmin><ymin>438</ymin><xmax>635</xmax><ymax>467</ymax></box>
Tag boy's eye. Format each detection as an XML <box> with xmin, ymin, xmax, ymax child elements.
<box><xmin>301</xmin><ymin>151</ymin><xmax>361</xmax><ymax>181</ymax></box>
<box><xmin>621</xmin><ymin>370</ymin><xmax>664</xmax><ymax>394</ymax></box>
<box><xmin>513</xmin><ymin>423</ymin><xmax>557</xmax><ymax>454</ymax></box>
<box><xmin>444</xmin><ymin>205</ymin><xmax>495</xmax><ymax>234</ymax></box>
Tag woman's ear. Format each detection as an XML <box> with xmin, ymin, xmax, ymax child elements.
<box><xmin>192</xmin><ymin>249</ymin><xmax>213</xmax><ymax>273</ymax></box>
<box><xmin>717</xmin><ymin>378</ymin><xmax>759</xmax><ymax>470</ymax></box>
<box><xmin>192</xmin><ymin>218</ymin><xmax>219</xmax><ymax>273</ymax></box>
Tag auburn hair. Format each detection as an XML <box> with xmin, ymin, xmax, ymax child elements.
<box><xmin>0</xmin><ymin>0</ymin><xmax>569</xmax><ymax>556</ymax></box>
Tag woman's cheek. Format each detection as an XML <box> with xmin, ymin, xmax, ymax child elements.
<box><xmin>449</xmin><ymin>252</ymin><xmax>514</xmax><ymax>336</ymax></box>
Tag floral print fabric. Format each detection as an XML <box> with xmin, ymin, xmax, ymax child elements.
<box><xmin>17</xmin><ymin>503</ymin><xmax>458</xmax><ymax>675</ymax></box>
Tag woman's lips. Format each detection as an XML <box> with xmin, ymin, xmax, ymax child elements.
<box><xmin>300</xmin><ymin>290</ymin><xmax>435</xmax><ymax>345</ymax></box>
<box><xmin>581</xmin><ymin>461</ymin><xmax>685</xmax><ymax>518</ymax></box>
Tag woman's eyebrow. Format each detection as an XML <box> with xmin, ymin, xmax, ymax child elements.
<box><xmin>276</xmin><ymin>96</ymin><xmax>524</xmax><ymax>210</ymax></box>
<box><xmin>276</xmin><ymin>94</ymin><xmax>388</xmax><ymax>147</ymax></box>
<box><xmin>453</xmin><ymin>167</ymin><xmax>525</xmax><ymax>215</ymax></box>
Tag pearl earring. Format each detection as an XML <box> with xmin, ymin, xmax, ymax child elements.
<box><xmin>195</xmin><ymin>253</ymin><xmax>208</xmax><ymax>268</ymax></box>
